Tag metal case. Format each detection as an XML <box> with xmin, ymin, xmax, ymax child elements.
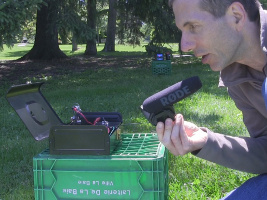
<box><xmin>6</xmin><ymin>82</ymin><xmax>121</xmax><ymax>155</ymax></box>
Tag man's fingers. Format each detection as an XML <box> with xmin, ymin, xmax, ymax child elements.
<box><xmin>161</xmin><ymin>118</ymin><xmax>174</xmax><ymax>144</ymax></box>
<box><xmin>156</xmin><ymin>118</ymin><xmax>180</xmax><ymax>155</ymax></box>
<box><xmin>157</xmin><ymin>114</ymin><xmax>207</xmax><ymax>156</ymax></box>
<box><xmin>172</xmin><ymin>114</ymin><xmax>191</xmax><ymax>155</ymax></box>
<box><xmin>179</xmin><ymin>116</ymin><xmax>190</xmax><ymax>146</ymax></box>
<box><xmin>156</xmin><ymin>121</ymin><xmax>165</xmax><ymax>141</ymax></box>
<box><xmin>156</xmin><ymin>118</ymin><xmax>173</xmax><ymax>144</ymax></box>
<box><xmin>171</xmin><ymin>114</ymin><xmax>183</xmax><ymax>154</ymax></box>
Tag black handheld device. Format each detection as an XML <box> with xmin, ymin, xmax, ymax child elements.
<box><xmin>140</xmin><ymin>76</ymin><xmax>202</xmax><ymax>126</ymax></box>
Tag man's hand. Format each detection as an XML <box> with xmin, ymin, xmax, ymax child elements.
<box><xmin>156</xmin><ymin>114</ymin><xmax>208</xmax><ymax>156</ymax></box>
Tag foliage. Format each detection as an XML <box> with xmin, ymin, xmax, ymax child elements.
<box><xmin>116</xmin><ymin>1</ymin><xmax>144</xmax><ymax>45</ymax></box>
<box><xmin>96</xmin><ymin>1</ymin><xmax>109</xmax><ymax>43</ymax></box>
<box><xmin>2</xmin><ymin>0</ymin><xmax>267</xmax><ymax>56</ymax></box>
<box><xmin>0</xmin><ymin>0</ymin><xmax>108</xmax><ymax>53</ymax></box>
<box><xmin>132</xmin><ymin>0</ymin><xmax>180</xmax><ymax>44</ymax></box>
<box><xmin>145</xmin><ymin>44</ymin><xmax>172</xmax><ymax>56</ymax></box>
<box><xmin>0</xmin><ymin>0</ymin><xmax>178</xmax><ymax>54</ymax></box>
<box><xmin>261</xmin><ymin>0</ymin><xmax>267</xmax><ymax>9</ymax></box>
<box><xmin>116</xmin><ymin>0</ymin><xmax>181</xmax><ymax>46</ymax></box>
<box><xmin>18</xmin><ymin>14</ymin><xmax>38</xmax><ymax>44</ymax></box>
<box><xmin>58</xmin><ymin>0</ymin><xmax>96</xmax><ymax>44</ymax></box>
<box><xmin>0</xmin><ymin>0</ymin><xmax>44</xmax><ymax>50</ymax></box>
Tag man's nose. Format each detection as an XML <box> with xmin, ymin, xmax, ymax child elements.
<box><xmin>181</xmin><ymin>34</ymin><xmax>196</xmax><ymax>52</ymax></box>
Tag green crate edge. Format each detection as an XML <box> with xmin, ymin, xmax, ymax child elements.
<box><xmin>151</xmin><ymin>60</ymin><xmax>172</xmax><ymax>75</ymax></box>
<box><xmin>33</xmin><ymin>133</ymin><xmax>169</xmax><ymax>200</ymax></box>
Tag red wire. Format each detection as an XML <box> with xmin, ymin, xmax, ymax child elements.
<box><xmin>73</xmin><ymin>107</ymin><xmax>93</xmax><ymax>125</ymax></box>
<box><xmin>93</xmin><ymin>117</ymin><xmax>101</xmax><ymax>125</ymax></box>
<box><xmin>73</xmin><ymin>108</ymin><xmax>110</xmax><ymax>133</ymax></box>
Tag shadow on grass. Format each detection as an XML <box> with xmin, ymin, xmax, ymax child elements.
<box><xmin>2</xmin><ymin>50</ymin><xmax>31</xmax><ymax>59</ymax></box>
<box><xmin>0</xmin><ymin>54</ymin><xmax>152</xmax><ymax>93</ymax></box>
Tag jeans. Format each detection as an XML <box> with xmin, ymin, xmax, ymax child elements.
<box><xmin>220</xmin><ymin>174</ymin><xmax>267</xmax><ymax>200</ymax></box>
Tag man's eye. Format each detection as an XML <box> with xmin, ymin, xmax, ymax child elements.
<box><xmin>190</xmin><ymin>25</ymin><xmax>196</xmax><ymax>31</ymax></box>
<box><xmin>190</xmin><ymin>25</ymin><xmax>199</xmax><ymax>32</ymax></box>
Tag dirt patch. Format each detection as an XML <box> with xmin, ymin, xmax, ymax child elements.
<box><xmin>0</xmin><ymin>55</ymin><xmax>151</xmax><ymax>84</ymax></box>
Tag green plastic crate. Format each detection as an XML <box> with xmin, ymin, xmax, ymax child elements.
<box><xmin>151</xmin><ymin>60</ymin><xmax>172</xmax><ymax>75</ymax></box>
<box><xmin>33</xmin><ymin>133</ymin><xmax>169</xmax><ymax>200</ymax></box>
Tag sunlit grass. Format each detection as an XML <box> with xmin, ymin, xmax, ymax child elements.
<box><xmin>0</xmin><ymin>43</ymin><xmax>149</xmax><ymax>60</ymax></box>
<box><xmin>0</xmin><ymin>42</ymin><xmax>181</xmax><ymax>60</ymax></box>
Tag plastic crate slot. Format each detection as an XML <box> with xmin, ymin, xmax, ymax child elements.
<box><xmin>151</xmin><ymin>60</ymin><xmax>172</xmax><ymax>75</ymax></box>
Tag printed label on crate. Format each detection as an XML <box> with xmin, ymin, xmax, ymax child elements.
<box><xmin>50</xmin><ymin>171</ymin><xmax>144</xmax><ymax>199</ymax></box>
<box><xmin>62</xmin><ymin>188</ymin><xmax>131</xmax><ymax>196</ymax></box>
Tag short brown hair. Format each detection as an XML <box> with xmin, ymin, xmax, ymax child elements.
<box><xmin>169</xmin><ymin>0</ymin><xmax>260</xmax><ymax>22</ymax></box>
<box><xmin>200</xmin><ymin>0</ymin><xmax>260</xmax><ymax>22</ymax></box>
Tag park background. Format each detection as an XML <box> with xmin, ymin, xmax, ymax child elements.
<box><xmin>1</xmin><ymin>0</ymin><xmax>267</xmax><ymax>199</ymax></box>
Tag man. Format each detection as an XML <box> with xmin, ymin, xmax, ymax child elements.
<box><xmin>156</xmin><ymin>0</ymin><xmax>267</xmax><ymax>199</ymax></box>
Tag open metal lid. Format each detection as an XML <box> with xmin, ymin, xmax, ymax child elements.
<box><xmin>6</xmin><ymin>82</ymin><xmax>63</xmax><ymax>141</ymax></box>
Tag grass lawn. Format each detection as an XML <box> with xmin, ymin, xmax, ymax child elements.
<box><xmin>0</xmin><ymin>42</ymin><xmax>179</xmax><ymax>60</ymax></box>
<box><xmin>0</xmin><ymin>44</ymin><xmax>254</xmax><ymax>200</ymax></box>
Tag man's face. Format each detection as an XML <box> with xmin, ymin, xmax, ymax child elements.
<box><xmin>173</xmin><ymin>0</ymin><xmax>242</xmax><ymax>71</ymax></box>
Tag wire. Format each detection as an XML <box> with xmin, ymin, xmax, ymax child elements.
<box><xmin>72</xmin><ymin>106</ymin><xmax>119</xmax><ymax>135</ymax></box>
<box><xmin>73</xmin><ymin>107</ymin><xmax>93</xmax><ymax>125</ymax></box>
<box><xmin>109</xmin><ymin>127</ymin><xmax>115</xmax><ymax>136</ymax></box>
<box><xmin>93</xmin><ymin>117</ymin><xmax>101</xmax><ymax>125</ymax></box>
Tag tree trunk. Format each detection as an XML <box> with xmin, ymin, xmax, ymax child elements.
<box><xmin>72</xmin><ymin>32</ymin><xmax>78</xmax><ymax>52</ymax></box>
<box><xmin>84</xmin><ymin>0</ymin><xmax>97</xmax><ymax>56</ymax></box>
<box><xmin>103</xmin><ymin>0</ymin><xmax>117</xmax><ymax>52</ymax></box>
<box><xmin>20</xmin><ymin>0</ymin><xmax>67</xmax><ymax>60</ymax></box>
<box><xmin>59</xmin><ymin>27</ymin><xmax>69</xmax><ymax>44</ymax></box>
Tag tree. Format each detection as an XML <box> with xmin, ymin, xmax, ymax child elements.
<box><xmin>84</xmin><ymin>0</ymin><xmax>97</xmax><ymax>55</ymax></box>
<box><xmin>57</xmin><ymin>0</ymin><xmax>90</xmax><ymax>51</ymax></box>
<box><xmin>0</xmin><ymin>0</ymin><xmax>43</xmax><ymax>51</ymax></box>
<box><xmin>103</xmin><ymin>0</ymin><xmax>117</xmax><ymax>52</ymax></box>
<box><xmin>96</xmin><ymin>2</ymin><xmax>109</xmax><ymax>45</ymax></box>
<box><xmin>261</xmin><ymin>0</ymin><xmax>267</xmax><ymax>9</ymax></box>
<box><xmin>134</xmin><ymin>0</ymin><xmax>180</xmax><ymax>44</ymax></box>
<box><xmin>20</xmin><ymin>0</ymin><xmax>67</xmax><ymax>60</ymax></box>
<box><xmin>117</xmin><ymin>1</ymin><xmax>144</xmax><ymax>46</ymax></box>
<box><xmin>116</xmin><ymin>0</ymin><xmax>180</xmax><ymax>47</ymax></box>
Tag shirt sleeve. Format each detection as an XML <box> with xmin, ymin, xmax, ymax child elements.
<box><xmin>194</xmin><ymin>83</ymin><xmax>267</xmax><ymax>174</ymax></box>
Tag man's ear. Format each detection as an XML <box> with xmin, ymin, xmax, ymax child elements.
<box><xmin>226</xmin><ymin>2</ymin><xmax>246</xmax><ymax>31</ymax></box>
